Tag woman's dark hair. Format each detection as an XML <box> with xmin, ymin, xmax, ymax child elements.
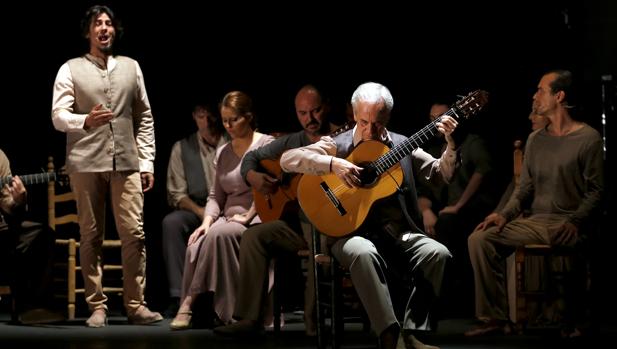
<box><xmin>80</xmin><ymin>5</ymin><xmax>123</xmax><ymax>39</ymax></box>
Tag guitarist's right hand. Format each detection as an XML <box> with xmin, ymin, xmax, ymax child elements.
<box><xmin>247</xmin><ymin>170</ymin><xmax>278</xmax><ymax>194</ymax></box>
<box><xmin>331</xmin><ymin>158</ymin><xmax>362</xmax><ymax>188</ymax></box>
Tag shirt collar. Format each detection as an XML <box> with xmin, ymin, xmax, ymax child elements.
<box><xmin>352</xmin><ymin>125</ymin><xmax>392</xmax><ymax>147</ymax></box>
<box><xmin>85</xmin><ymin>53</ymin><xmax>117</xmax><ymax>71</ymax></box>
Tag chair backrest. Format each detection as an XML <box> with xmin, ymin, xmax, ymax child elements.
<box><xmin>513</xmin><ymin>140</ymin><xmax>523</xmax><ymax>186</ymax></box>
<box><xmin>46</xmin><ymin>156</ymin><xmax>123</xmax><ymax>319</ymax></box>
<box><xmin>47</xmin><ymin>156</ymin><xmax>78</xmax><ymax>232</ymax></box>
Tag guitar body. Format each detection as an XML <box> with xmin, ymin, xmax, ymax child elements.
<box><xmin>253</xmin><ymin>158</ymin><xmax>302</xmax><ymax>222</ymax></box>
<box><xmin>252</xmin><ymin>121</ymin><xmax>356</xmax><ymax>222</ymax></box>
<box><xmin>297</xmin><ymin>140</ymin><xmax>403</xmax><ymax>237</ymax></box>
<box><xmin>296</xmin><ymin>89</ymin><xmax>488</xmax><ymax>237</ymax></box>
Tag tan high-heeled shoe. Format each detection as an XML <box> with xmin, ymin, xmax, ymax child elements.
<box><xmin>170</xmin><ymin>311</ymin><xmax>192</xmax><ymax>330</ymax></box>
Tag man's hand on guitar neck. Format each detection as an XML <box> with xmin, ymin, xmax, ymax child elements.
<box><xmin>6</xmin><ymin>175</ymin><xmax>27</xmax><ymax>207</ymax></box>
<box><xmin>246</xmin><ymin>169</ymin><xmax>279</xmax><ymax>195</ymax></box>
<box><xmin>331</xmin><ymin>157</ymin><xmax>362</xmax><ymax>188</ymax></box>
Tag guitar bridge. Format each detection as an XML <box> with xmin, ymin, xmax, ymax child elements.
<box><xmin>319</xmin><ymin>182</ymin><xmax>347</xmax><ymax>216</ymax></box>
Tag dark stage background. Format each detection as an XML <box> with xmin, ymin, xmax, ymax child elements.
<box><xmin>2</xmin><ymin>1</ymin><xmax>616</xmax><ymax>319</ymax></box>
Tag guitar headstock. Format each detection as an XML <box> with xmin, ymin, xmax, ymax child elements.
<box><xmin>330</xmin><ymin>120</ymin><xmax>356</xmax><ymax>138</ymax></box>
<box><xmin>453</xmin><ymin>90</ymin><xmax>489</xmax><ymax>119</ymax></box>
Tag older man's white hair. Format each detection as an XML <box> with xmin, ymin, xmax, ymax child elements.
<box><xmin>350</xmin><ymin>82</ymin><xmax>394</xmax><ymax>113</ymax></box>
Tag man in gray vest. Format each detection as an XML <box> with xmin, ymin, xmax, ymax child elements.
<box><xmin>279</xmin><ymin>82</ymin><xmax>458</xmax><ymax>349</ymax></box>
<box><xmin>51</xmin><ymin>5</ymin><xmax>161</xmax><ymax>327</ymax></box>
<box><xmin>162</xmin><ymin>102</ymin><xmax>226</xmax><ymax>317</ymax></box>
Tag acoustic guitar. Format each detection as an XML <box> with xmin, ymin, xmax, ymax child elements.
<box><xmin>297</xmin><ymin>90</ymin><xmax>489</xmax><ymax>237</ymax></box>
<box><xmin>253</xmin><ymin>121</ymin><xmax>355</xmax><ymax>222</ymax></box>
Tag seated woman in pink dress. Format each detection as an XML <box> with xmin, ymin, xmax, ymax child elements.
<box><xmin>170</xmin><ymin>91</ymin><xmax>273</xmax><ymax>330</ymax></box>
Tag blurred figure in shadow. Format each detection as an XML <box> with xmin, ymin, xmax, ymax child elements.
<box><xmin>417</xmin><ymin>100</ymin><xmax>499</xmax><ymax>319</ymax></box>
<box><xmin>161</xmin><ymin>102</ymin><xmax>227</xmax><ymax>317</ymax></box>
<box><xmin>0</xmin><ymin>149</ymin><xmax>65</xmax><ymax>325</ymax></box>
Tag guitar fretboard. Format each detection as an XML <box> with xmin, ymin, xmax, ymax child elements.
<box><xmin>0</xmin><ymin>172</ymin><xmax>56</xmax><ymax>187</ymax></box>
<box><xmin>372</xmin><ymin>109</ymin><xmax>459</xmax><ymax>175</ymax></box>
<box><xmin>371</xmin><ymin>89</ymin><xmax>487</xmax><ymax>175</ymax></box>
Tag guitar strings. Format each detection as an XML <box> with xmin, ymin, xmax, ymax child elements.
<box><xmin>326</xmin><ymin>94</ymin><xmax>471</xmax><ymax>200</ymax></box>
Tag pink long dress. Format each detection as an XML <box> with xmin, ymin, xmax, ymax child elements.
<box><xmin>180</xmin><ymin>133</ymin><xmax>273</xmax><ymax>323</ymax></box>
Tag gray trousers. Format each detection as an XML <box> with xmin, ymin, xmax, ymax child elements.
<box><xmin>234</xmin><ymin>219</ymin><xmax>311</xmax><ymax>321</ymax></box>
<box><xmin>468</xmin><ymin>214</ymin><xmax>575</xmax><ymax>321</ymax></box>
<box><xmin>161</xmin><ymin>210</ymin><xmax>201</xmax><ymax>298</ymax></box>
<box><xmin>331</xmin><ymin>232</ymin><xmax>450</xmax><ymax>335</ymax></box>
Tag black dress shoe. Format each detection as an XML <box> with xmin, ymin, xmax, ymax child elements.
<box><xmin>163</xmin><ymin>298</ymin><xmax>180</xmax><ymax>318</ymax></box>
<box><xmin>19</xmin><ymin>308</ymin><xmax>65</xmax><ymax>325</ymax></box>
<box><xmin>464</xmin><ymin>320</ymin><xmax>512</xmax><ymax>337</ymax></box>
<box><xmin>214</xmin><ymin>321</ymin><xmax>264</xmax><ymax>337</ymax></box>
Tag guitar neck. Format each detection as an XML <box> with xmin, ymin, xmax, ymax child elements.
<box><xmin>0</xmin><ymin>172</ymin><xmax>56</xmax><ymax>187</ymax></box>
<box><xmin>371</xmin><ymin>89</ymin><xmax>488</xmax><ymax>175</ymax></box>
<box><xmin>371</xmin><ymin>109</ymin><xmax>458</xmax><ymax>175</ymax></box>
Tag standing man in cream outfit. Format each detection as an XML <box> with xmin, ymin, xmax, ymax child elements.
<box><xmin>51</xmin><ymin>5</ymin><xmax>162</xmax><ymax>327</ymax></box>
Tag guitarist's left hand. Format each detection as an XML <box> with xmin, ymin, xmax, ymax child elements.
<box><xmin>7</xmin><ymin>176</ymin><xmax>27</xmax><ymax>207</ymax></box>
<box><xmin>436</xmin><ymin>115</ymin><xmax>458</xmax><ymax>137</ymax></box>
<box><xmin>331</xmin><ymin>157</ymin><xmax>362</xmax><ymax>188</ymax></box>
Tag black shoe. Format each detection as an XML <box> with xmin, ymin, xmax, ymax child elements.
<box><xmin>464</xmin><ymin>320</ymin><xmax>512</xmax><ymax>337</ymax></box>
<box><xmin>163</xmin><ymin>298</ymin><xmax>180</xmax><ymax>319</ymax></box>
<box><xmin>214</xmin><ymin>320</ymin><xmax>265</xmax><ymax>337</ymax></box>
<box><xmin>18</xmin><ymin>308</ymin><xmax>65</xmax><ymax>325</ymax></box>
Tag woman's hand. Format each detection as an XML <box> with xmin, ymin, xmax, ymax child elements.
<box><xmin>189</xmin><ymin>216</ymin><xmax>213</xmax><ymax>245</ymax></box>
<box><xmin>229</xmin><ymin>213</ymin><xmax>252</xmax><ymax>225</ymax></box>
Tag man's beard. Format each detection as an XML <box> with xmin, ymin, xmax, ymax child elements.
<box><xmin>100</xmin><ymin>44</ymin><xmax>113</xmax><ymax>55</ymax></box>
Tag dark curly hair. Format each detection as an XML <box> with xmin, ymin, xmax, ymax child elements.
<box><xmin>80</xmin><ymin>5</ymin><xmax>123</xmax><ymax>40</ymax></box>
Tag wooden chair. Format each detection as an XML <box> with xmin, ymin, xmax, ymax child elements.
<box><xmin>272</xmin><ymin>248</ymin><xmax>311</xmax><ymax>333</ymax></box>
<box><xmin>311</xmin><ymin>227</ymin><xmax>369</xmax><ymax>349</ymax></box>
<box><xmin>513</xmin><ymin>244</ymin><xmax>578</xmax><ymax>329</ymax></box>
<box><xmin>47</xmin><ymin>156</ymin><xmax>123</xmax><ymax>320</ymax></box>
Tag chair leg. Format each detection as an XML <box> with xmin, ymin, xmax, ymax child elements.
<box><xmin>312</xmin><ymin>225</ymin><xmax>326</xmax><ymax>349</ymax></box>
<box><xmin>273</xmin><ymin>259</ymin><xmax>282</xmax><ymax>333</ymax></box>
<box><xmin>331</xmin><ymin>258</ymin><xmax>341</xmax><ymax>349</ymax></box>
<box><xmin>515</xmin><ymin>247</ymin><xmax>527</xmax><ymax>330</ymax></box>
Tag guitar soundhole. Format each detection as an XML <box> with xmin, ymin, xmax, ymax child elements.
<box><xmin>357</xmin><ymin>163</ymin><xmax>377</xmax><ymax>187</ymax></box>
